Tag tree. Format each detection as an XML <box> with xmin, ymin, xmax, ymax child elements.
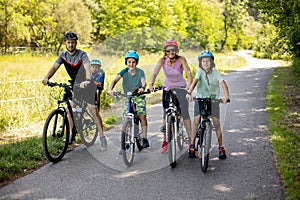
<box><xmin>252</xmin><ymin>0</ymin><xmax>300</xmax><ymax>57</ymax></box>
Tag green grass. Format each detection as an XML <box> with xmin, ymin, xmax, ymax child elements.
<box><xmin>0</xmin><ymin>51</ymin><xmax>246</xmax><ymax>186</ymax></box>
<box><xmin>266</xmin><ymin>65</ymin><xmax>300</xmax><ymax>199</ymax></box>
<box><xmin>0</xmin><ymin>137</ymin><xmax>44</xmax><ymax>183</ymax></box>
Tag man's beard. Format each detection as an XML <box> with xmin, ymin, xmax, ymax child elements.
<box><xmin>67</xmin><ymin>47</ymin><xmax>76</xmax><ymax>54</ymax></box>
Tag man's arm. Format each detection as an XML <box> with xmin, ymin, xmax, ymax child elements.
<box><xmin>42</xmin><ymin>62</ymin><xmax>60</xmax><ymax>85</ymax></box>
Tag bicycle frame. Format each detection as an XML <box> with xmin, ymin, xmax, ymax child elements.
<box><xmin>125</xmin><ymin>95</ymin><xmax>140</xmax><ymax>145</ymax></box>
<box><xmin>164</xmin><ymin>88</ymin><xmax>184</xmax><ymax>168</ymax></box>
<box><xmin>115</xmin><ymin>89</ymin><xmax>150</xmax><ymax>167</ymax></box>
<box><xmin>43</xmin><ymin>82</ymin><xmax>99</xmax><ymax>163</ymax></box>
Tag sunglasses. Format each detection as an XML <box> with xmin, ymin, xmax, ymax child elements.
<box><xmin>165</xmin><ymin>49</ymin><xmax>177</xmax><ymax>53</ymax></box>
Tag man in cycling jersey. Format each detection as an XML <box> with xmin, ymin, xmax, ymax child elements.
<box><xmin>42</xmin><ymin>31</ymin><xmax>107</xmax><ymax>151</ymax></box>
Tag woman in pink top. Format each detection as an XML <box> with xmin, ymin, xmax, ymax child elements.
<box><xmin>150</xmin><ymin>39</ymin><xmax>193</xmax><ymax>155</ymax></box>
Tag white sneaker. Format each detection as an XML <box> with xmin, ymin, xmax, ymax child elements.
<box><xmin>99</xmin><ymin>136</ymin><xmax>107</xmax><ymax>151</ymax></box>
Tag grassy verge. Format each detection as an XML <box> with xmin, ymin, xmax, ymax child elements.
<box><xmin>266</xmin><ymin>64</ymin><xmax>300</xmax><ymax>199</ymax></box>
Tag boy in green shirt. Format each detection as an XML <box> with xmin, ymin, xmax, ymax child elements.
<box><xmin>108</xmin><ymin>50</ymin><xmax>149</xmax><ymax>148</ymax></box>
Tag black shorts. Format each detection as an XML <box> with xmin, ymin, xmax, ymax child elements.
<box><xmin>194</xmin><ymin>99</ymin><xmax>220</xmax><ymax>118</ymax></box>
<box><xmin>73</xmin><ymin>82</ymin><xmax>97</xmax><ymax>105</ymax></box>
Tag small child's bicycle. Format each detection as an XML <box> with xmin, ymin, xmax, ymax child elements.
<box><xmin>113</xmin><ymin>88</ymin><xmax>151</xmax><ymax>167</ymax></box>
<box><xmin>194</xmin><ymin>97</ymin><xmax>230</xmax><ymax>172</ymax></box>
<box><xmin>42</xmin><ymin>82</ymin><xmax>98</xmax><ymax>163</ymax></box>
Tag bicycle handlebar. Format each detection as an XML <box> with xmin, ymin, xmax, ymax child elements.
<box><xmin>113</xmin><ymin>86</ymin><xmax>163</xmax><ymax>98</ymax></box>
<box><xmin>193</xmin><ymin>97</ymin><xmax>230</xmax><ymax>104</ymax></box>
<box><xmin>47</xmin><ymin>81</ymin><xmax>82</xmax><ymax>88</ymax></box>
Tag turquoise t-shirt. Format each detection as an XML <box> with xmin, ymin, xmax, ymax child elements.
<box><xmin>118</xmin><ymin>67</ymin><xmax>145</xmax><ymax>94</ymax></box>
<box><xmin>195</xmin><ymin>68</ymin><xmax>224</xmax><ymax>99</ymax></box>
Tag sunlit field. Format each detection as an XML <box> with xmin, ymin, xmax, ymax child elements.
<box><xmin>0</xmin><ymin>50</ymin><xmax>245</xmax><ymax>143</ymax></box>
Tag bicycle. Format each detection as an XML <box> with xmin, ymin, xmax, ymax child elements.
<box><xmin>164</xmin><ymin>87</ymin><xmax>190</xmax><ymax>168</ymax></box>
<box><xmin>113</xmin><ymin>88</ymin><xmax>152</xmax><ymax>167</ymax></box>
<box><xmin>42</xmin><ymin>81</ymin><xmax>98</xmax><ymax>163</ymax></box>
<box><xmin>194</xmin><ymin>97</ymin><xmax>230</xmax><ymax>172</ymax></box>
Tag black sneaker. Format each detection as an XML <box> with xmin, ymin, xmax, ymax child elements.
<box><xmin>188</xmin><ymin>144</ymin><xmax>196</xmax><ymax>158</ymax></box>
<box><xmin>142</xmin><ymin>138</ymin><xmax>149</xmax><ymax>148</ymax></box>
<box><xmin>219</xmin><ymin>146</ymin><xmax>227</xmax><ymax>159</ymax></box>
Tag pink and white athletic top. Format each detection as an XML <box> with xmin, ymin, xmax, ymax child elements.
<box><xmin>163</xmin><ymin>58</ymin><xmax>186</xmax><ymax>88</ymax></box>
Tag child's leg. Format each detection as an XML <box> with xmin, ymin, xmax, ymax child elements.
<box><xmin>213</xmin><ymin>117</ymin><xmax>223</xmax><ymax>146</ymax></box>
<box><xmin>191</xmin><ymin>115</ymin><xmax>201</xmax><ymax>145</ymax></box>
<box><xmin>183</xmin><ymin>118</ymin><xmax>192</xmax><ymax>141</ymax></box>
<box><xmin>139</xmin><ymin>114</ymin><xmax>148</xmax><ymax>138</ymax></box>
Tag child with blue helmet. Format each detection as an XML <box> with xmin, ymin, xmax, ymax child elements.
<box><xmin>90</xmin><ymin>59</ymin><xmax>105</xmax><ymax>110</ymax></box>
<box><xmin>186</xmin><ymin>50</ymin><xmax>230</xmax><ymax>159</ymax></box>
<box><xmin>108</xmin><ymin>50</ymin><xmax>150</xmax><ymax>149</ymax></box>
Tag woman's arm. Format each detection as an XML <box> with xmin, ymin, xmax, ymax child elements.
<box><xmin>149</xmin><ymin>57</ymin><xmax>164</xmax><ymax>91</ymax></box>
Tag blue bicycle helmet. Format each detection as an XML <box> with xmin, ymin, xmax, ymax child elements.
<box><xmin>91</xmin><ymin>59</ymin><xmax>101</xmax><ymax>66</ymax></box>
<box><xmin>198</xmin><ymin>50</ymin><xmax>214</xmax><ymax>61</ymax></box>
<box><xmin>63</xmin><ymin>31</ymin><xmax>78</xmax><ymax>41</ymax></box>
<box><xmin>124</xmin><ymin>50</ymin><xmax>139</xmax><ymax>64</ymax></box>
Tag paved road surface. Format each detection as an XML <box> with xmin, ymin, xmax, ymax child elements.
<box><xmin>0</xmin><ymin>51</ymin><xmax>285</xmax><ymax>200</ymax></box>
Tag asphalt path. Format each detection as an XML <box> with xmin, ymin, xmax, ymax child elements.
<box><xmin>0</xmin><ymin>51</ymin><xmax>285</xmax><ymax>200</ymax></box>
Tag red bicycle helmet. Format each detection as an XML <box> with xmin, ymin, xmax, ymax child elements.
<box><xmin>163</xmin><ymin>39</ymin><xmax>179</xmax><ymax>49</ymax></box>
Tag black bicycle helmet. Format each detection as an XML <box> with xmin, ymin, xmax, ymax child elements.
<box><xmin>63</xmin><ymin>31</ymin><xmax>78</xmax><ymax>41</ymax></box>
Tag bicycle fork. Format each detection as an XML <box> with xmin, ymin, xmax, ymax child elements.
<box><xmin>202</xmin><ymin>118</ymin><xmax>213</xmax><ymax>156</ymax></box>
<box><xmin>126</xmin><ymin>113</ymin><xmax>136</xmax><ymax>145</ymax></box>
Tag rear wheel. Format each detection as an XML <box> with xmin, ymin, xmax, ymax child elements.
<box><xmin>43</xmin><ymin>109</ymin><xmax>69</xmax><ymax>163</ymax></box>
<box><xmin>167</xmin><ymin>115</ymin><xmax>176</xmax><ymax>168</ymax></box>
<box><xmin>121</xmin><ymin>120</ymin><xmax>135</xmax><ymax>167</ymax></box>
<box><xmin>79</xmin><ymin>109</ymin><xmax>98</xmax><ymax>147</ymax></box>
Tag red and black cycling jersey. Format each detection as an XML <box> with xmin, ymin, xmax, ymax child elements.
<box><xmin>55</xmin><ymin>49</ymin><xmax>89</xmax><ymax>84</ymax></box>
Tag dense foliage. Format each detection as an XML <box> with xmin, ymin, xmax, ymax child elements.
<box><xmin>1</xmin><ymin>0</ymin><xmax>257</xmax><ymax>54</ymax></box>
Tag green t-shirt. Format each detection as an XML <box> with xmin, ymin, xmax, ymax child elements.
<box><xmin>118</xmin><ymin>67</ymin><xmax>145</xmax><ymax>94</ymax></box>
<box><xmin>195</xmin><ymin>68</ymin><xmax>224</xmax><ymax>99</ymax></box>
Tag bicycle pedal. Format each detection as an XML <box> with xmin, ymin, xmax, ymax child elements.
<box><xmin>184</xmin><ymin>137</ymin><xmax>191</xmax><ymax>144</ymax></box>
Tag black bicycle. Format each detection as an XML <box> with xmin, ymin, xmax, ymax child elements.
<box><xmin>42</xmin><ymin>82</ymin><xmax>98</xmax><ymax>163</ymax></box>
<box><xmin>164</xmin><ymin>87</ymin><xmax>190</xmax><ymax>168</ymax></box>
<box><xmin>113</xmin><ymin>88</ymin><xmax>152</xmax><ymax>167</ymax></box>
<box><xmin>194</xmin><ymin>97</ymin><xmax>230</xmax><ymax>172</ymax></box>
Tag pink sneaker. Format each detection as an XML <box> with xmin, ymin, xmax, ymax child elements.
<box><xmin>161</xmin><ymin>141</ymin><xmax>168</xmax><ymax>153</ymax></box>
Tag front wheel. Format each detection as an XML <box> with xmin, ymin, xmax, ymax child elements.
<box><xmin>177</xmin><ymin>116</ymin><xmax>184</xmax><ymax>151</ymax></box>
<box><xmin>121</xmin><ymin>120</ymin><xmax>135</xmax><ymax>167</ymax></box>
<box><xmin>43</xmin><ymin>109</ymin><xmax>69</xmax><ymax>163</ymax></box>
<box><xmin>79</xmin><ymin>109</ymin><xmax>98</xmax><ymax>147</ymax></box>
<box><xmin>199</xmin><ymin>122</ymin><xmax>212</xmax><ymax>173</ymax></box>
<box><xmin>167</xmin><ymin>115</ymin><xmax>176</xmax><ymax>168</ymax></box>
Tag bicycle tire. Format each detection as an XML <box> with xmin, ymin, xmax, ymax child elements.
<box><xmin>121</xmin><ymin>120</ymin><xmax>135</xmax><ymax>167</ymax></box>
<box><xmin>43</xmin><ymin>109</ymin><xmax>69</xmax><ymax>163</ymax></box>
<box><xmin>177</xmin><ymin>116</ymin><xmax>184</xmax><ymax>151</ymax></box>
<box><xmin>200</xmin><ymin>121</ymin><xmax>212</xmax><ymax>172</ymax></box>
<box><xmin>79</xmin><ymin>110</ymin><xmax>98</xmax><ymax>147</ymax></box>
<box><xmin>167</xmin><ymin>115</ymin><xmax>177</xmax><ymax>168</ymax></box>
